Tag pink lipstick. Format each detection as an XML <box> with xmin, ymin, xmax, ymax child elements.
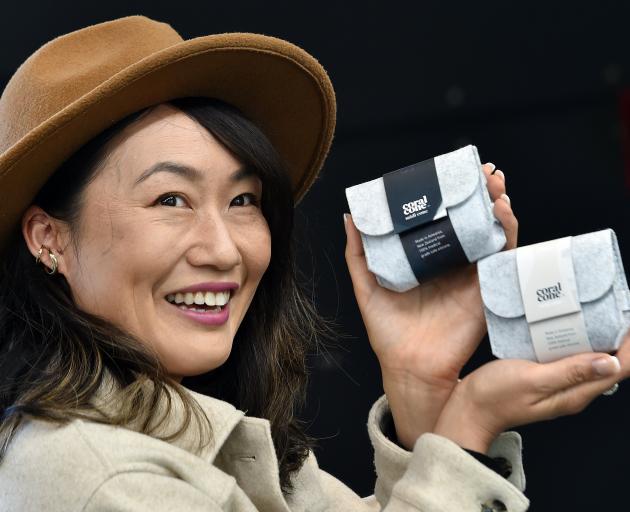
<box><xmin>167</xmin><ymin>300</ymin><xmax>230</xmax><ymax>326</ymax></box>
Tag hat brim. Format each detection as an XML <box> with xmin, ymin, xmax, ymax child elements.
<box><xmin>0</xmin><ymin>32</ymin><xmax>336</xmax><ymax>248</ymax></box>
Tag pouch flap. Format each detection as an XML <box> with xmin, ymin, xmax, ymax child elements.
<box><xmin>434</xmin><ymin>145</ymin><xmax>481</xmax><ymax>208</ymax></box>
<box><xmin>345</xmin><ymin>176</ymin><xmax>394</xmax><ymax>236</ymax></box>
<box><xmin>478</xmin><ymin>229</ymin><xmax>618</xmax><ymax>319</ymax></box>
<box><xmin>345</xmin><ymin>145</ymin><xmax>481</xmax><ymax>236</ymax></box>
<box><xmin>478</xmin><ymin>251</ymin><xmax>524</xmax><ymax>318</ymax></box>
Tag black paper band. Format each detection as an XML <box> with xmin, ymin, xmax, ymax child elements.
<box><xmin>400</xmin><ymin>216</ymin><xmax>467</xmax><ymax>282</ymax></box>
<box><xmin>383</xmin><ymin>157</ymin><xmax>468</xmax><ymax>283</ymax></box>
<box><xmin>383</xmin><ymin>158</ymin><xmax>445</xmax><ymax>234</ymax></box>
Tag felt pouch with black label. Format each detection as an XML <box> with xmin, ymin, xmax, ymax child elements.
<box><xmin>345</xmin><ymin>145</ymin><xmax>506</xmax><ymax>292</ymax></box>
<box><xmin>478</xmin><ymin>229</ymin><xmax>630</xmax><ymax>362</ymax></box>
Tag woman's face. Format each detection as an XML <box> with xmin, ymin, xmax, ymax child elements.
<box><xmin>41</xmin><ymin>104</ymin><xmax>271</xmax><ymax>381</ymax></box>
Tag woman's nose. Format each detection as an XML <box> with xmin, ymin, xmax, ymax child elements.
<box><xmin>185</xmin><ymin>215</ymin><xmax>242</xmax><ymax>270</ymax></box>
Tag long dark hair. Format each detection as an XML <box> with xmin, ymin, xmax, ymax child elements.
<box><xmin>0</xmin><ymin>97</ymin><xmax>337</xmax><ymax>493</ymax></box>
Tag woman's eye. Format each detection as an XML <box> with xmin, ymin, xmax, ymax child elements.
<box><xmin>231</xmin><ymin>193</ymin><xmax>260</xmax><ymax>208</ymax></box>
<box><xmin>156</xmin><ymin>193</ymin><xmax>187</xmax><ymax>208</ymax></box>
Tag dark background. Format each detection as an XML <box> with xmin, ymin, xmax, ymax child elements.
<box><xmin>2</xmin><ymin>2</ymin><xmax>630</xmax><ymax>510</ymax></box>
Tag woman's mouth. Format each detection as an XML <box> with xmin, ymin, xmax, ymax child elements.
<box><xmin>164</xmin><ymin>290</ymin><xmax>231</xmax><ymax>325</ymax></box>
<box><xmin>166</xmin><ymin>290</ymin><xmax>231</xmax><ymax>309</ymax></box>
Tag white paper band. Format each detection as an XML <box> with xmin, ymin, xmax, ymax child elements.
<box><xmin>516</xmin><ymin>237</ymin><xmax>593</xmax><ymax>363</ymax></box>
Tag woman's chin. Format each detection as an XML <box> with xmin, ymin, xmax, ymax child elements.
<box><xmin>162</xmin><ymin>335</ymin><xmax>233</xmax><ymax>375</ymax></box>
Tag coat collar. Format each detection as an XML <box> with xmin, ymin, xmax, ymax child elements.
<box><xmin>87</xmin><ymin>369</ymin><xmax>327</xmax><ymax>512</ymax></box>
<box><xmin>87</xmin><ymin>369</ymin><xmax>245</xmax><ymax>463</ymax></box>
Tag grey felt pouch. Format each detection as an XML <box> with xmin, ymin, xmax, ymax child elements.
<box><xmin>345</xmin><ymin>145</ymin><xmax>506</xmax><ymax>292</ymax></box>
<box><xmin>478</xmin><ymin>229</ymin><xmax>630</xmax><ymax>362</ymax></box>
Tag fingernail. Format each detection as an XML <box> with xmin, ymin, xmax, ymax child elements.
<box><xmin>494</xmin><ymin>169</ymin><xmax>505</xmax><ymax>181</ymax></box>
<box><xmin>592</xmin><ymin>356</ymin><xmax>621</xmax><ymax>377</ymax></box>
<box><xmin>343</xmin><ymin>213</ymin><xmax>348</xmax><ymax>231</ymax></box>
<box><xmin>486</xmin><ymin>162</ymin><xmax>496</xmax><ymax>172</ymax></box>
<box><xmin>500</xmin><ymin>193</ymin><xmax>511</xmax><ymax>205</ymax></box>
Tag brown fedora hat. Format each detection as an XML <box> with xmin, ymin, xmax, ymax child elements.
<box><xmin>0</xmin><ymin>15</ymin><xmax>336</xmax><ymax>251</ymax></box>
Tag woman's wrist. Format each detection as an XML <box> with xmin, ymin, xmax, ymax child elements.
<box><xmin>382</xmin><ymin>369</ymin><xmax>457</xmax><ymax>450</ymax></box>
<box><xmin>433</xmin><ymin>382</ymin><xmax>499</xmax><ymax>455</ymax></box>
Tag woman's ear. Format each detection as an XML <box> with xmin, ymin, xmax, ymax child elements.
<box><xmin>21</xmin><ymin>205</ymin><xmax>71</xmax><ymax>276</ymax></box>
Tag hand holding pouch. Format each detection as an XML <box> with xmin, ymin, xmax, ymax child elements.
<box><xmin>478</xmin><ymin>229</ymin><xmax>630</xmax><ymax>362</ymax></box>
<box><xmin>345</xmin><ymin>145</ymin><xmax>506</xmax><ymax>292</ymax></box>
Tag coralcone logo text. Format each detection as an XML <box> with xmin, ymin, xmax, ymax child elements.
<box><xmin>402</xmin><ymin>195</ymin><xmax>429</xmax><ymax>216</ymax></box>
<box><xmin>536</xmin><ymin>282</ymin><xmax>564</xmax><ymax>302</ymax></box>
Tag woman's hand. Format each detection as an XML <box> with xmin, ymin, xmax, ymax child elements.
<box><xmin>434</xmin><ymin>332</ymin><xmax>630</xmax><ymax>453</ymax></box>
<box><xmin>344</xmin><ymin>163</ymin><xmax>516</xmax><ymax>449</ymax></box>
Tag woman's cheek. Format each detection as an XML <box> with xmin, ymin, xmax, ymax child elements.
<box><xmin>255</xmin><ymin>220</ymin><xmax>272</xmax><ymax>274</ymax></box>
<box><xmin>237</xmin><ymin>214</ymin><xmax>271</xmax><ymax>271</ymax></box>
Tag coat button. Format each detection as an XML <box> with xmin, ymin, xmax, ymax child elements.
<box><xmin>481</xmin><ymin>499</ymin><xmax>507</xmax><ymax>511</ymax></box>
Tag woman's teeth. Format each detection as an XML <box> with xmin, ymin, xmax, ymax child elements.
<box><xmin>165</xmin><ymin>290</ymin><xmax>231</xmax><ymax>311</ymax></box>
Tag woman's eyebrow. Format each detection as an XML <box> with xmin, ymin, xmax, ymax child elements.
<box><xmin>133</xmin><ymin>161</ymin><xmax>255</xmax><ymax>187</ymax></box>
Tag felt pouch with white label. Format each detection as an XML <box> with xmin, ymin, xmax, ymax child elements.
<box><xmin>478</xmin><ymin>229</ymin><xmax>630</xmax><ymax>362</ymax></box>
<box><xmin>345</xmin><ymin>145</ymin><xmax>506</xmax><ymax>292</ymax></box>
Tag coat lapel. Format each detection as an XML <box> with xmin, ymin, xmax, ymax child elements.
<box><xmin>89</xmin><ymin>370</ymin><xmax>295</xmax><ymax>511</ymax></box>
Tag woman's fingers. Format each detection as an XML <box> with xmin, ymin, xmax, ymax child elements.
<box><xmin>612</xmin><ymin>328</ymin><xmax>630</xmax><ymax>378</ymax></box>
<box><xmin>493</xmin><ymin>194</ymin><xmax>518</xmax><ymax>249</ymax></box>
<box><xmin>533</xmin><ymin>353</ymin><xmax>622</xmax><ymax>417</ymax></box>
<box><xmin>482</xmin><ymin>162</ymin><xmax>518</xmax><ymax>249</ymax></box>
<box><xmin>549</xmin><ymin>330</ymin><xmax>630</xmax><ymax>416</ymax></box>
<box><xmin>482</xmin><ymin>162</ymin><xmax>506</xmax><ymax>201</ymax></box>
<box><xmin>532</xmin><ymin>352</ymin><xmax>620</xmax><ymax>392</ymax></box>
<box><xmin>343</xmin><ymin>213</ymin><xmax>378</xmax><ymax>298</ymax></box>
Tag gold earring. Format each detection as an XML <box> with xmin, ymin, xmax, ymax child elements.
<box><xmin>35</xmin><ymin>245</ymin><xmax>58</xmax><ymax>275</ymax></box>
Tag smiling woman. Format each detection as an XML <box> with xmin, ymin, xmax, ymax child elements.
<box><xmin>0</xmin><ymin>96</ymin><xmax>332</xmax><ymax>495</ymax></box>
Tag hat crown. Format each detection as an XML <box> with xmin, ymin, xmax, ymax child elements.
<box><xmin>0</xmin><ymin>16</ymin><xmax>336</xmax><ymax>254</ymax></box>
<box><xmin>0</xmin><ymin>16</ymin><xmax>183</xmax><ymax>153</ymax></box>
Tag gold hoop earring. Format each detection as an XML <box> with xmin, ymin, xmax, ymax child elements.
<box><xmin>35</xmin><ymin>245</ymin><xmax>58</xmax><ymax>275</ymax></box>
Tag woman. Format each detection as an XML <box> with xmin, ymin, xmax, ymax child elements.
<box><xmin>0</xmin><ymin>15</ymin><xmax>627</xmax><ymax>512</ymax></box>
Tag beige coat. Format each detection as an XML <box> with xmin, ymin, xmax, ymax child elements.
<box><xmin>0</xmin><ymin>373</ymin><xmax>529</xmax><ymax>511</ymax></box>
